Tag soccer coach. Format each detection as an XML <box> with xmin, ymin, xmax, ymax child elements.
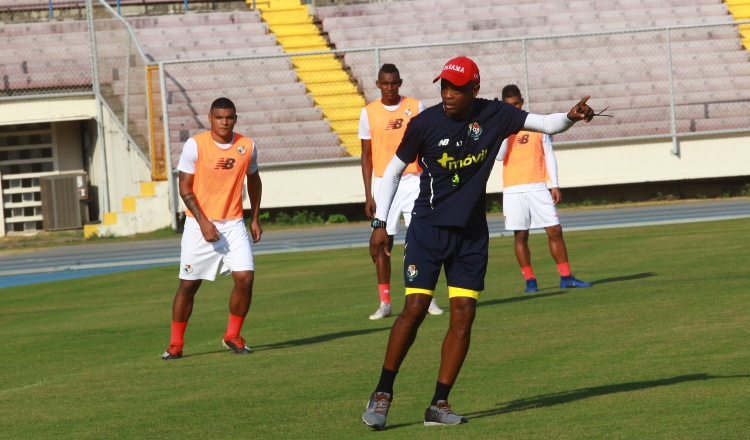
<box><xmin>362</xmin><ymin>56</ymin><xmax>595</xmax><ymax>429</ymax></box>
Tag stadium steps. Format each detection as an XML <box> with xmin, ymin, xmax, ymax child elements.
<box><xmin>83</xmin><ymin>181</ymin><xmax>171</xmax><ymax>238</ymax></box>
<box><xmin>726</xmin><ymin>0</ymin><xmax>750</xmax><ymax>48</ymax></box>
<box><xmin>253</xmin><ymin>0</ymin><xmax>364</xmax><ymax>156</ymax></box>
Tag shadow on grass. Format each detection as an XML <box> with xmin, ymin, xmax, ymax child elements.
<box><xmin>467</xmin><ymin>373</ymin><xmax>750</xmax><ymax>420</ymax></box>
<box><xmin>182</xmin><ymin>349</ymin><xmax>226</xmax><ymax>358</ymax></box>
<box><xmin>385</xmin><ymin>374</ymin><xmax>749</xmax><ymax>430</ymax></box>
<box><xmin>477</xmin><ymin>291</ymin><xmax>567</xmax><ymax>308</ymax></box>
<box><xmin>593</xmin><ymin>272</ymin><xmax>657</xmax><ymax>285</ymax></box>
<box><xmin>254</xmin><ymin>327</ymin><xmax>391</xmax><ymax>351</ymax></box>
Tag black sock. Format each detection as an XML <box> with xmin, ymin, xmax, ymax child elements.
<box><xmin>431</xmin><ymin>381</ymin><xmax>453</xmax><ymax>405</ymax></box>
<box><xmin>374</xmin><ymin>367</ymin><xmax>398</xmax><ymax>395</ymax></box>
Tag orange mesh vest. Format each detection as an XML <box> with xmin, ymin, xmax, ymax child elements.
<box><xmin>186</xmin><ymin>131</ymin><xmax>253</xmax><ymax>221</ymax></box>
<box><xmin>503</xmin><ymin>131</ymin><xmax>549</xmax><ymax>187</ymax></box>
<box><xmin>365</xmin><ymin>96</ymin><xmax>421</xmax><ymax>177</ymax></box>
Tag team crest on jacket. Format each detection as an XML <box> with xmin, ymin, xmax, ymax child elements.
<box><xmin>407</xmin><ymin>264</ymin><xmax>418</xmax><ymax>280</ymax></box>
<box><xmin>404</xmin><ymin>109</ymin><xmax>412</xmax><ymax>116</ymax></box>
<box><xmin>468</xmin><ymin>122</ymin><xmax>482</xmax><ymax>140</ymax></box>
<box><xmin>237</xmin><ymin>146</ymin><xmax>246</xmax><ymax>155</ymax></box>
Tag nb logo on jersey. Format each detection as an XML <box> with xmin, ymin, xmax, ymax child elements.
<box><xmin>438</xmin><ymin>138</ymin><xmax>450</xmax><ymax>146</ymax></box>
<box><xmin>515</xmin><ymin>134</ymin><xmax>530</xmax><ymax>145</ymax></box>
<box><xmin>385</xmin><ymin>119</ymin><xmax>404</xmax><ymax>130</ymax></box>
<box><xmin>214</xmin><ymin>158</ymin><xmax>236</xmax><ymax>170</ymax></box>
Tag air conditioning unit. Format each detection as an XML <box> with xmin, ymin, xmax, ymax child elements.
<box><xmin>40</xmin><ymin>174</ymin><xmax>88</xmax><ymax>231</ymax></box>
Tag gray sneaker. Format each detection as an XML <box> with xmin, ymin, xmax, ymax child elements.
<box><xmin>424</xmin><ymin>400</ymin><xmax>468</xmax><ymax>426</ymax></box>
<box><xmin>369</xmin><ymin>302</ymin><xmax>392</xmax><ymax>320</ymax></box>
<box><xmin>362</xmin><ymin>392</ymin><xmax>392</xmax><ymax>430</ymax></box>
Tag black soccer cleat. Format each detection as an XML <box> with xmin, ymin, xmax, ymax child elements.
<box><xmin>161</xmin><ymin>346</ymin><xmax>183</xmax><ymax>360</ymax></box>
<box><xmin>223</xmin><ymin>335</ymin><xmax>253</xmax><ymax>354</ymax></box>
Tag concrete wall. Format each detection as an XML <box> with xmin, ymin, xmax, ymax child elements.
<box><xmin>96</xmin><ymin>102</ymin><xmax>153</xmax><ymax>213</ymax></box>
<box><xmin>249</xmin><ymin>133</ymin><xmax>750</xmax><ymax>210</ymax></box>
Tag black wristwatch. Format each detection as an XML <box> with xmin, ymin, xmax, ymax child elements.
<box><xmin>371</xmin><ymin>219</ymin><xmax>387</xmax><ymax>229</ymax></box>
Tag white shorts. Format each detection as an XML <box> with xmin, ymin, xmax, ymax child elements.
<box><xmin>179</xmin><ymin>217</ymin><xmax>254</xmax><ymax>281</ymax></box>
<box><xmin>373</xmin><ymin>173</ymin><xmax>420</xmax><ymax>236</ymax></box>
<box><xmin>503</xmin><ymin>190</ymin><xmax>560</xmax><ymax>230</ymax></box>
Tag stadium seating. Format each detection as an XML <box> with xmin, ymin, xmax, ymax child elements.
<box><xmin>122</xmin><ymin>10</ymin><xmax>347</xmax><ymax>164</ymax></box>
<box><xmin>318</xmin><ymin>0</ymin><xmax>750</xmax><ymax>143</ymax></box>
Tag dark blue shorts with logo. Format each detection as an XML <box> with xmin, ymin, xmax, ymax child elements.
<box><xmin>403</xmin><ymin>220</ymin><xmax>489</xmax><ymax>292</ymax></box>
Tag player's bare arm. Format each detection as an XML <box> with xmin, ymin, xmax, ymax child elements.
<box><xmin>360</xmin><ymin>139</ymin><xmax>376</xmax><ymax>219</ymax></box>
<box><xmin>551</xmin><ymin>187</ymin><xmax>562</xmax><ymax>204</ymax></box>
<box><xmin>179</xmin><ymin>171</ymin><xmax>219</xmax><ymax>242</ymax></box>
<box><xmin>246</xmin><ymin>170</ymin><xmax>263</xmax><ymax>243</ymax></box>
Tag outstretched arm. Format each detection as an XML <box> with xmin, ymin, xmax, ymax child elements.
<box><xmin>523</xmin><ymin>96</ymin><xmax>595</xmax><ymax>135</ymax></box>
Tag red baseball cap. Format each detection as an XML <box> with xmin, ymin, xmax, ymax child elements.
<box><xmin>432</xmin><ymin>56</ymin><xmax>480</xmax><ymax>86</ymax></box>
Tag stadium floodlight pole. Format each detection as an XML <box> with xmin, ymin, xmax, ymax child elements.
<box><xmin>666</xmin><ymin>27</ymin><xmax>679</xmax><ymax>157</ymax></box>
<box><xmin>159</xmin><ymin>61</ymin><xmax>179</xmax><ymax>231</ymax></box>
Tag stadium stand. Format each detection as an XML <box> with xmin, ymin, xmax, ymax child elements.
<box><xmin>0</xmin><ymin>20</ymin><xmax>92</xmax><ymax>95</ymax></box>
<box><xmin>316</xmin><ymin>0</ymin><xmax>750</xmax><ymax>142</ymax></box>
<box><xmin>725</xmin><ymin>0</ymin><xmax>750</xmax><ymax>47</ymax></box>
<box><xmin>255</xmin><ymin>0</ymin><xmax>364</xmax><ymax>156</ymax></box>
<box><xmin>120</xmin><ymin>10</ymin><xmax>348</xmax><ymax>164</ymax></box>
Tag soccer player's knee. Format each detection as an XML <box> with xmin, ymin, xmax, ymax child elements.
<box><xmin>233</xmin><ymin>271</ymin><xmax>254</xmax><ymax>288</ymax></box>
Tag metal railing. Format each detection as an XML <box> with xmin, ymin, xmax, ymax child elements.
<box><xmin>2</xmin><ymin>8</ymin><xmax>749</xmax><ymax>171</ymax></box>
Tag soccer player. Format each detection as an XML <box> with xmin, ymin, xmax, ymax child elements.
<box><xmin>497</xmin><ymin>85</ymin><xmax>592</xmax><ymax>293</ymax></box>
<box><xmin>361</xmin><ymin>56</ymin><xmax>595</xmax><ymax>429</ymax></box>
<box><xmin>162</xmin><ymin>97</ymin><xmax>263</xmax><ymax>360</ymax></box>
<box><xmin>360</xmin><ymin>63</ymin><xmax>443</xmax><ymax>320</ymax></box>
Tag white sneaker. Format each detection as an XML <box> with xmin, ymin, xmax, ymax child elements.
<box><xmin>369</xmin><ymin>302</ymin><xmax>392</xmax><ymax>320</ymax></box>
<box><xmin>428</xmin><ymin>298</ymin><xmax>444</xmax><ymax>315</ymax></box>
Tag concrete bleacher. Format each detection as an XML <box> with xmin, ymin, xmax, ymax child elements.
<box><xmin>0</xmin><ymin>19</ymin><xmax>92</xmax><ymax>95</ymax></box>
<box><xmin>319</xmin><ymin>0</ymin><xmax>750</xmax><ymax>143</ymax></box>
<box><xmin>125</xmin><ymin>10</ymin><xmax>347</xmax><ymax>164</ymax></box>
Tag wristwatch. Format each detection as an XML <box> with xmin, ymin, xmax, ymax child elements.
<box><xmin>371</xmin><ymin>219</ymin><xmax>387</xmax><ymax>229</ymax></box>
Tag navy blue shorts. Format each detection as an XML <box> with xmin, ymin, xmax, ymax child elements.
<box><xmin>403</xmin><ymin>220</ymin><xmax>489</xmax><ymax>292</ymax></box>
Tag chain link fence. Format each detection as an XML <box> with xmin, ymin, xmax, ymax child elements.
<box><xmin>91</xmin><ymin>0</ymin><xmax>155</xmax><ymax>172</ymax></box>
<box><xmin>1</xmin><ymin>7</ymin><xmax>748</xmax><ymax>169</ymax></box>
<box><xmin>160</xmin><ymin>21</ymin><xmax>750</xmax><ymax>170</ymax></box>
<box><xmin>0</xmin><ymin>5</ymin><xmax>93</xmax><ymax>100</ymax></box>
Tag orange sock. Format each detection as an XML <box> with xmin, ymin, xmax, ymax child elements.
<box><xmin>521</xmin><ymin>266</ymin><xmax>535</xmax><ymax>281</ymax></box>
<box><xmin>378</xmin><ymin>284</ymin><xmax>391</xmax><ymax>304</ymax></box>
<box><xmin>224</xmin><ymin>313</ymin><xmax>245</xmax><ymax>340</ymax></box>
<box><xmin>557</xmin><ymin>262</ymin><xmax>571</xmax><ymax>277</ymax></box>
<box><xmin>170</xmin><ymin>321</ymin><xmax>187</xmax><ymax>348</ymax></box>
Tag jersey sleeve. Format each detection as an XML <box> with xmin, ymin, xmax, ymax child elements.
<box><xmin>394</xmin><ymin>118</ymin><xmax>422</xmax><ymax>164</ymax></box>
<box><xmin>176</xmin><ymin>138</ymin><xmax>198</xmax><ymax>174</ymax></box>
<box><xmin>358</xmin><ymin>107</ymin><xmax>371</xmax><ymax>140</ymax></box>
<box><xmin>247</xmin><ymin>140</ymin><xmax>259</xmax><ymax>175</ymax></box>
<box><xmin>494</xmin><ymin>100</ymin><xmax>529</xmax><ymax>140</ymax></box>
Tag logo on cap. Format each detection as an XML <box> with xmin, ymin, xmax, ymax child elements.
<box><xmin>433</xmin><ymin>56</ymin><xmax>480</xmax><ymax>86</ymax></box>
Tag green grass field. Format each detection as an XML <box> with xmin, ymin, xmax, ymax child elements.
<box><xmin>1</xmin><ymin>218</ymin><xmax>749</xmax><ymax>439</ymax></box>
